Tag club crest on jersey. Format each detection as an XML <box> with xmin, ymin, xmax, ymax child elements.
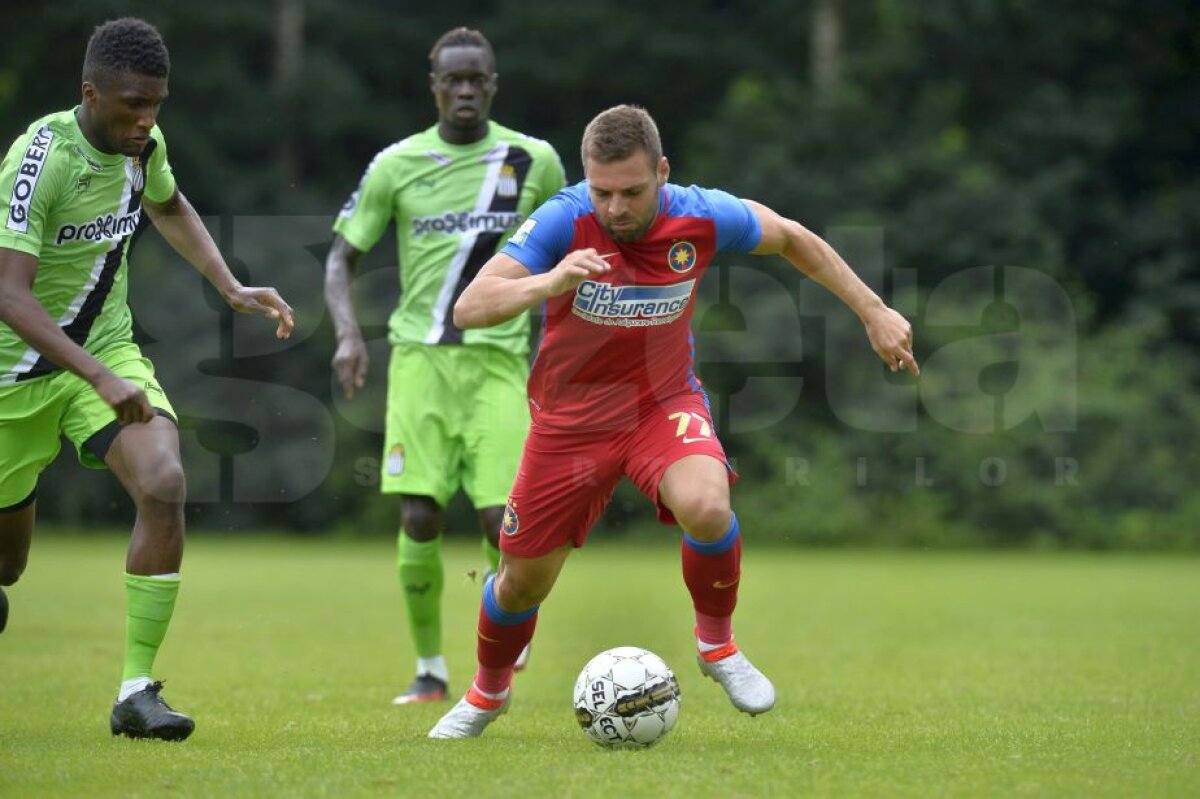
<box><xmin>501</xmin><ymin>501</ymin><xmax>520</xmax><ymax>537</ymax></box>
<box><xmin>572</xmin><ymin>279</ymin><xmax>695</xmax><ymax>327</ymax></box>
<box><xmin>386</xmin><ymin>444</ymin><xmax>405</xmax><ymax>476</ymax></box>
<box><xmin>667</xmin><ymin>240</ymin><xmax>697</xmax><ymax>273</ymax></box>
<box><xmin>497</xmin><ymin>164</ymin><xmax>519</xmax><ymax>198</ymax></box>
<box><xmin>130</xmin><ymin>156</ymin><xmax>146</xmax><ymax>194</ymax></box>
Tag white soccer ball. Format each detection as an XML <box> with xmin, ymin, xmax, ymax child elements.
<box><xmin>572</xmin><ymin>646</ymin><xmax>681</xmax><ymax>749</ymax></box>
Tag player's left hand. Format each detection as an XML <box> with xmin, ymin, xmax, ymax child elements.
<box><xmin>223</xmin><ymin>286</ymin><xmax>295</xmax><ymax>339</ymax></box>
<box><xmin>864</xmin><ymin>307</ymin><xmax>919</xmax><ymax>376</ymax></box>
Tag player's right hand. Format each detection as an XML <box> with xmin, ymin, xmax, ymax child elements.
<box><xmin>332</xmin><ymin>333</ymin><xmax>369</xmax><ymax>400</ymax></box>
<box><xmin>543</xmin><ymin>248</ymin><xmax>613</xmax><ymax>297</ymax></box>
<box><xmin>94</xmin><ymin>372</ymin><xmax>155</xmax><ymax>425</ymax></box>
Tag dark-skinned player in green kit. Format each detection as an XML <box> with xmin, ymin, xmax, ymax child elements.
<box><xmin>324</xmin><ymin>27</ymin><xmax>565</xmax><ymax>705</ymax></box>
<box><xmin>0</xmin><ymin>18</ymin><xmax>294</xmax><ymax>740</ymax></box>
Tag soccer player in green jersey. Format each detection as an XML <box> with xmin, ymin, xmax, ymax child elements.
<box><xmin>325</xmin><ymin>27</ymin><xmax>566</xmax><ymax>704</ymax></box>
<box><xmin>0</xmin><ymin>18</ymin><xmax>294</xmax><ymax>740</ymax></box>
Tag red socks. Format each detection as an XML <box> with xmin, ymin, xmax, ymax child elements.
<box><xmin>472</xmin><ymin>574</ymin><xmax>538</xmax><ymax>697</ymax></box>
<box><xmin>682</xmin><ymin>513</ymin><xmax>741</xmax><ymax>646</ymax></box>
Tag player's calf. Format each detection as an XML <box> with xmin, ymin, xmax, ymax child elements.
<box><xmin>513</xmin><ymin>643</ymin><xmax>532</xmax><ymax>672</ymax></box>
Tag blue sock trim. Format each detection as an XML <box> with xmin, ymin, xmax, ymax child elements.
<box><xmin>683</xmin><ymin>513</ymin><xmax>740</xmax><ymax>555</ymax></box>
<box><xmin>482</xmin><ymin>573</ymin><xmax>539</xmax><ymax>625</ymax></box>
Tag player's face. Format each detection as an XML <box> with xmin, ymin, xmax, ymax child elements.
<box><xmin>586</xmin><ymin>151</ymin><xmax>670</xmax><ymax>242</ymax></box>
<box><xmin>431</xmin><ymin>46</ymin><xmax>497</xmax><ymax>135</ymax></box>
<box><xmin>81</xmin><ymin>71</ymin><xmax>168</xmax><ymax>156</ymax></box>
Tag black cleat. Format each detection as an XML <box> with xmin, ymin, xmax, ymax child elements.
<box><xmin>110</xmin><ymin>681</ymin><xmax>195</xmax><ymax>741</ymax></box>
<box><xmin>0</xmin><ymin>586</ymin><xmax>7</xmax><ymax>634</ymax></box>
<box><xmin>392</xmin><ymin>673</ymin><xmax>449</xmax><ymax>705</ymax></box>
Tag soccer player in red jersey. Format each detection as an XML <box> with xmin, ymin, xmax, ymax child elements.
<box><xmin>429</xmin><ymin>105</ymin><xmax>919</xmax><ymax>738</ymax></box>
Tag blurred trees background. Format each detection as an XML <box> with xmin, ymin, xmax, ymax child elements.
<box><xmin>3</xmin><ymin>0</ymin><xmax>1196</xmax><ymax>547</ymax></box>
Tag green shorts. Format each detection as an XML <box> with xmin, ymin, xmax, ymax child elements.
<box><xmin>0</xmin><ymin>341</ymin><xmax>175</xmax><ymax>508</ymax></box>
<box><xmin>382</xmin><ymin>343</ymin><xmax>529</xmax><ymax>509</ymax></box>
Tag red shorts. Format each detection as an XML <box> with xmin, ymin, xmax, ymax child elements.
<box><xmin>498</xmin><ymin>393</ymin><xmax>737</xmax><ymax>558</ymax></box>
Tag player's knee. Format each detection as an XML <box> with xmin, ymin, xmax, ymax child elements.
<box><xmin>0</xmin><ymin>557</ymin><xmax>26</xmax><ymax>586</ymax></box>
<box><xmin>478</xmin><ymin>507</ymin><xmax>504</xmax><ymax>545</ymax></box>
<box><xmin>403</xmin><ymin>501</ymin><xmax>446</xmax><ymax>537</ymax></box>
<box><xmin>494</xmin><ymin>569</ymin><xmax>550</xmax><ymax>614</ymax></box>
<box><xmin>138</xmin><ymin>461</ymin><xmax>187</xmax><ymax>508</ymax></box>
<box><xmin>676</xmin><ymin>496</ymin><xmax>732</xmax><ymax>542</ymax></box>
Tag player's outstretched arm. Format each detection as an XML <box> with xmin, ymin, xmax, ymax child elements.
<box><xmin>747</xmin><ymin>200</ymin><xmax>919</xmax><ymax>376</ymax></box>
<box><xmin>0</xmin><ymin>247</ymin><xmax>153</xmax><ymax>423</ymax></box>
<box><xmin>323</xmin><ymin>235</ymin><xmax>368</xmax><ymax>400</ymax></box>
<box><xmin>143</xmin><ymin>189</ymin><xmax>294</xmax><ymax>340</ymax></box>
<box><xmin>453</xmin><ymin>249</ymin><xmax>612</xmax><ymax>329</ymax></box>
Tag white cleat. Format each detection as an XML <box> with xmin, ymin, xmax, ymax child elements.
<box><xmin>427</xmin><ymin>691</ymin><xmax>510</xmax><ymax>739</ymax></box>
<box><xmin>697</xmin><ymin>650</ymin><xmax>776</xmax><ymax>716</ymax></box>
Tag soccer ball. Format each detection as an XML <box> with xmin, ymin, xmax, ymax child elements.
<box><xmin>572</xmin><ymin>646</ymin><xmax>681</xmax><ymax>749</ymax></box>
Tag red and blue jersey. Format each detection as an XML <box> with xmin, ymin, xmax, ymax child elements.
<box><xmin>500</xmin><ymin>181</ymin><xmax>761</xmax><ymax>430</ymax></box>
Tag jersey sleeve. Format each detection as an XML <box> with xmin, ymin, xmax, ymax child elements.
<box><xmin>142</xmin><ymin>125</ymin><xmax>177</xmax><ymax>204</ymax></box>
<box><xmin>332</xmin><ymin>154</ymin><xmax>395</xmax><ymax>254</ymax></box>
<box><xmin>702</xmin><ymin>187</ymin><xmax>761</xmax><ymax>253</ymax></box>
<box><xmin>499</xmin><ymin>193</ymin><xmax>575</xmax><ymax>274</ymax></box>
<box><xmin>0</xmin><ymin>124</ymin><xmax>68</xmax><ymax>259</ymax></box>
<box><xmin>532</xmin><ymin>143</ymin><xmax>567</xmax><ymax>204</ymax></box>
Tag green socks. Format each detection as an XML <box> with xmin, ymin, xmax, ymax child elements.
<box><xmin>123</xmin><ymin>572</ymin><xmax>181</xmax><ymax>681</ymax></box>
<box><xmin>397</xmin><ymin>533</ymin><xmax>444</xmax><ymax>659</ymax></box>
<box><xmin>483</xmin><ymin>537</ymin><xmax>501</xmax><ymax>575</ymax></box>
<box><xmin>396</xmin><ymin>534</ymin><xmax>502</xmax><ymax>663</ymax></box>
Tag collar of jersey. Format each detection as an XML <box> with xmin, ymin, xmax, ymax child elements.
<box><xmin>70</xmin><ymin>106</ymin><xmax>129</xmax><ymax>168</ymax></box>
<box><xmin>432</xmin><ymin>121</ymin><xmax>497</xmax><ymax>153</ymax></box>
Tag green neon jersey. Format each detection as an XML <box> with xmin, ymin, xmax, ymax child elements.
<box><xmin>0</xmin><ymin>108</ymin><xmax>175</xmax><ymax>384</ymax></box>
<box><xmin>334</xmin><ymin>121</ymin><xmax>566</xmax><ymax>356</ymax></box>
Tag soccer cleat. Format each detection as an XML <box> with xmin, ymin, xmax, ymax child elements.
<box><xmin>0</xmin><ymin>586</ymin><xmax>7</xmax><ymax>634</ymax></box>
<box><xmin>697</xmin><ymin>648</ymin><xmax>776</xmax><ymax>716</ymax></box>
<box><xmin>392</xmin><ymin>673</ymin><xmax>448</xmax><ymax>705</ymax></box>
<box><xmin>514</xmin><ymin>643</ymin><xmax>532</xmax><ymax>672</ymax></box>
<box><xmin>427</xmin><ymin>687</ymin><xmax>510</xmax><ymax>739</ymax></box>
<box><xmin>110</xmin><ymin>681</ymin><xmax>195</xmax><ymax>741</ymax></box>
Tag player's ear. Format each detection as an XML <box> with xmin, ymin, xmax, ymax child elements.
<box><xmin>657</xmin><ymin>156</ymin><xmax>670</xmax><ymax>187</ymax></box>
<box><xmin>81</xmin><ymin>81</ymin><xmax>97</xmax><ymax>107</ymax></box>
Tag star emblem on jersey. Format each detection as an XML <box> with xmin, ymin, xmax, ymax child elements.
<box><xmin>501</xmin><ymin>502</ymin><xmax>520</xmax><ymax>537</ymax></box>
<box><xmin>667</xmin><ymin>240</ymin><xmax>697</xmax><ymax>273</ymax></box>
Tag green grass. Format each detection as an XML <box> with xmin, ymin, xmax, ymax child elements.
<box><xmin>0</xmin><ymin>534</ymin><xmax>1197</xmax><ymax>798</ymax></box>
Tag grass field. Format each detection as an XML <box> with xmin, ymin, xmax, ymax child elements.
<box><xmin>0</xmin><ymin>534</ymin><xmax>1197</xmax><ymax>798</ymax></box>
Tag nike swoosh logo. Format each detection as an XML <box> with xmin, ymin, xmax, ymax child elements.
<box><xmin>682</xmin><ymin>436</ymin><xmax>710</xmax><ymax>444</ymax></box>
<box><xmin>712</xmin><ymin>577</ymin><xmax>740</xmax><ymax>589</ymax></box>
<box><xmin>477</xmin><ymin>630</ymin><xmax>501</xmax><ymax>643</ymax></box>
